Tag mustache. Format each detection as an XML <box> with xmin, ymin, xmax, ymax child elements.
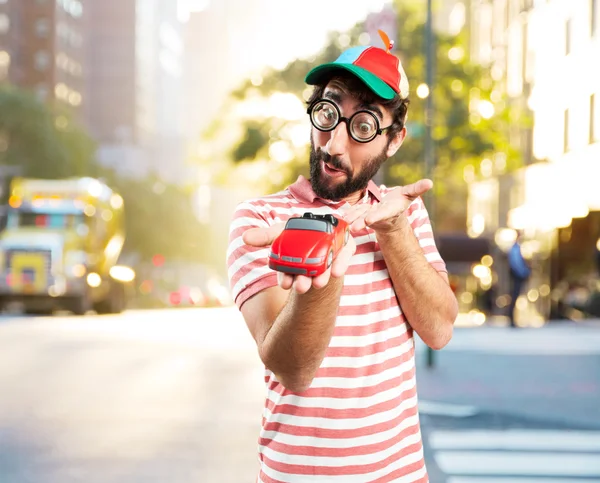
<box><xmin>319</xmin><ymin>150</ymin><xmax>349</xmax><ymax>173</ymax></box>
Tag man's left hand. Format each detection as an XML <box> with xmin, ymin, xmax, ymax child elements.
<box><xmin>343</xmin><ymin>179</ymin><xmax>433</xmax><ymax>234</ymax></box>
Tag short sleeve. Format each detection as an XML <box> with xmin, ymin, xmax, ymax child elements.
<box><xmin>405</xmin><ymin>196</ymin><xmax>447</xmax><ymax>274</ymax></box>
<box><xmin>226</xmin><ymin>201</ymin><xmax>279</xmax><ymax>310</ymax></box>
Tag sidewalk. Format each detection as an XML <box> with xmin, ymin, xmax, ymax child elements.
<box><xmin>436</xmin><ymin>318</ymin><xmax>600</xmax><ymax>355</ymax></box>
<box><xmin>415</xmin><ymin>321</ymin><xmax>600</xmax><ymax>429</ymax></box>
<box><xmin>455</xmin><ymin>311</ymin><xmax>600</xmax><ymax>329</ymax></box>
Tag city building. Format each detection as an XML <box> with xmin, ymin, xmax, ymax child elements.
<box><xmin>182</xmin><ymin>6</ymin><xmax>235</xmax><ymax>148</ymax></box>
<box><xmin>0</xmin><ymin>0</ymin><xmax>85</xmax><ymax>114</ymax></box>
<box><xmin>84</xmin><ymin>0</ymin><xmax>136</xmax><ymax>145</ymax></box>
<box><xmin>85</xmin><ymin>0</ymin><xmax>188</xmax><ymax>183</ymax></box>
<box><xmin>466</xmin><ymin>0</ymin><xmax>600</xmax><ymax>322</ymax></box>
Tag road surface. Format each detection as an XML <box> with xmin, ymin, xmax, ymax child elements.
<box><xmin>0</xmin><ymin>308</ymin><xmax>599</xmax><ymax>482</ymax></box>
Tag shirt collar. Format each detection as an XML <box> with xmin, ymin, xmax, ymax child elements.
<box><xmin>288</xmin><ymin>175</ymin><xmax>383</xmax><ymax>204</ymax></box>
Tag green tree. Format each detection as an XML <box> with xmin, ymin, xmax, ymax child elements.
<box><xmin>100</xmin><ymin>171</ymin><xmax>209</xmax><ymax>264</ymax></box>
<box><xmin>0</xmin><ymin>85</ymin><xmax>207</xmax><ymax>264</ymax></box>
<box><xmin>383</xmin><ymin>1</ymin><xmax>526</xmax><ymax>231</ymax></box>
<box><xmin>232</xmin><ymin>121</ymin><xmax>270</xmax><ymax>162</ymax></box>
<box><xmin>197</xmin><ymin>3</ymin><xmax>527</xmax><ymax>232</ymax></box>
<box><xmin>0</xmin><ymin>86</ymin><xmax>97</xmax><ymax>179</ymax></box>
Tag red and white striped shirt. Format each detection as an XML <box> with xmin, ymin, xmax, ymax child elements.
<box><xmin>227</xmin><ymin>176</ymin><xmax>447</xmax><ymax>483</ymax></box>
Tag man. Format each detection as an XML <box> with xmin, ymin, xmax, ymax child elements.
<box><xmin>227</xmin><ymin>35</ymin><xmax>458</xmax><ymax>482</ymax></box>
<box><xmin>507</xmin><ymin>231</ymin><xmax>531</xmax><ymax>327</ymax></box>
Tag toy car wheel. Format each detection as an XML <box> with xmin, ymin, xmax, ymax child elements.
<box><xmin>327</xmin><ymin>250</ymin><xmax>333</xmax><ymax>268</ymax></box>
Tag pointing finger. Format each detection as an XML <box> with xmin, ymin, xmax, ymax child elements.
<box><xmin>400</xmin><ymin>179</ymin><xmax>433</xmax><ymax>199</ymax></box>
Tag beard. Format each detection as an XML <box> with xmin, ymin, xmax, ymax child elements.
<box><xmin>309</xmin><ymin>138</ymin><xmax>388</xmax><ymax>201</ymax></box>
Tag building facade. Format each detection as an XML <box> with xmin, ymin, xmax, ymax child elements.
<box><xmin>85</xmin><ymin>0</ymin><xmax>187</xmax><ymax>183</ymax></box>
<box><xmin>0</xmin><ymin>0</ymin><xmax>85</xmax><ymax>114</ymax></box>
<box><xmin>84</xmin><ymin>0</ymin><xmax>136</xmax><ymax>145</ymax></box>
<box><xmin>467</xmin><ymin>0</ymin><xmax>600</xmax><ymax>322</ymax></box>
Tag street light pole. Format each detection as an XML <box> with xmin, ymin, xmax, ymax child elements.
<box><xmin>425</xmin><ymin>0</ymin><xmax>436</xmax><ymax>369</ymax></box>
<box><xmin>425</xmin><ymin>0</ymin><xmax>434</xmax><ymax>198</ymax></box>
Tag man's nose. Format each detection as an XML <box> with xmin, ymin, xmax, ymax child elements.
<box><xmin>325</xmin><ymin>121</ymin><xmax>350</xmax><ymax>157</ymax></box>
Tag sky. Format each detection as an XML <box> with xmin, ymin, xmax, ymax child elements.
<box><xmin>179</xmin><ymin>0</ymin><xmax>394</xmax><ymax>135</ymax></box>
<box><xmin>179</xmin><ymin>0</ymin><xmax>392</xmax><ymax>75</ymax></box>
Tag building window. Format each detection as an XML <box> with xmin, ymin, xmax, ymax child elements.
<box><xmin>70</xmin><ymin>2</ymin><xmax>83</xmax><ymax>18</ymax></box>
<box><xmin>0</xmin><ymin>50</ymin><xmax>9</xmax><ymax>80</ymax></box>
<box><xmin>592</xmin><ymin>94</ymin><xmax>598</xmax><ymax>143</ymax></box>
<box><xmin>69</xmin><ymin>31</ymin><xmax>82</xmax><ymax>49</ymax></box>
<box><xmin>592</xmin><ymin>0</ymin><xmax>598</xmax><ymax>37</ymax></box>
<box><xmin>0</xmin><ymin>50</ymin><xmax>9</xmax><ymax>67</ymax></box>
<box><xmin>0</xmin><ymin>13</ymin><xmax>9</xmax><ymax>35</ymax></box>
<box><xmin>564</xmin><ymin>108</ymin><xmax>570</xmax><ymax>152</ymax></box>
<box><xmin>35</xmin><ymin>18</ymin><xmax>51</xmax><ymax>38</ymax></box>
<box><xmin>36</xmin><ymin>84</ymin><xmax>49</xmax><ymax>101</ymax></box>
<box><xmin>566</xmin><ymin>19</ymin><xmax>572</xmax><ymax>55</ymax></box>
<box><xmin>55</xmin><ymin>82</ymin><xmax>68</xmax><ymax>100</ymax></box>
<box><xmin>34</xmin><ymin>50</ymin><xmax>51</xmax><ymax>71</ymax></box>
<box><xmin>68</xmin><ymin>90</ymin><xmax>82</xmax><ymax>106</ymax></box>
<box><xmin>59</xmin><ymin>0</ymin><xmax>83</xmax><ymax>18</ymax></box>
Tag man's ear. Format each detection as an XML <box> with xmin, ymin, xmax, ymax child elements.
<box><xmin>386</xmin><ymin>127</ymin><xmax>406</xmax><ymax>158</ymax></box>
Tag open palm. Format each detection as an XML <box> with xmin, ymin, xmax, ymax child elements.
<box><xmin>343</xmin><ymin>179</ymin><xmax>433</xmax><ymax>234</ymax></box>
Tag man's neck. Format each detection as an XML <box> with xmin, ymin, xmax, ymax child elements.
<box><xmin>339</xmin><ymin>190</ymin><xmax>365</xmax><ymax>205</ymax></box>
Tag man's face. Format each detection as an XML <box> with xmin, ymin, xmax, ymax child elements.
<box><xmin>309</xmin><ymin>80</ymin><xmax>402</xmax><ymax>201</ymax></box>
<box><xmin>309</xmin><ymin>138</ymin><xmax>387</xmax><ymax>202</ymax></box>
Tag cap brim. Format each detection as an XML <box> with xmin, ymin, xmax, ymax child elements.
<box><xmin>305</xmin><ymin>63</ymin><xmax>397</xmax><ymax>100</ymax></box>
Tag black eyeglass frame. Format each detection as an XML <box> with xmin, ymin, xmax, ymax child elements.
<box><xmin>307</xmin><ymin>99</ymin><xmax>394</xmax><ymax>144</ymax></box>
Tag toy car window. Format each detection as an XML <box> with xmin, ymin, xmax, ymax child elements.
<box><xmin>286</xmin><ymin>218</ymin><xmax>330</xmax><ymax>232</ymax></box>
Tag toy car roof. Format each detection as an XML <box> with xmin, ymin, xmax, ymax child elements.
<box><xmin>299</xmin><ymin>212</ymin><xmax>339</xmax><ymax>225</ymax></box>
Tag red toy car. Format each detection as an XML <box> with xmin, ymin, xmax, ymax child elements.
<box><xmin>269</xmin><ymin>213</ymin><xmax>350</xmax><ymax>277</ymax></box>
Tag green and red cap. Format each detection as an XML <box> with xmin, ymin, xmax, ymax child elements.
<box><xmin>305</xmin><ymin>31</ymin><xmax>409</xmax><ymax>100</ymax></box>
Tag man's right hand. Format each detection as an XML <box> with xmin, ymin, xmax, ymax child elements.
<box><xmin>243</xmin><ymin>222</ymin><xmax>356</xmax><ymax>295</ymax></box>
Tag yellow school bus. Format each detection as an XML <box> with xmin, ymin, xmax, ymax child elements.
<box><xmin>0</xmin><ymin>177</ymin><xmax>135</xmax><ymax>315</ymax></box>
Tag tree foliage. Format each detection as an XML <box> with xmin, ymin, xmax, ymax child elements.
<box><xmin>99</xmin><ymin>171</ymin><xmax>209</xmax><ymax>263</ymax></box>
<box><xmin>201</xmin><ymin>2</ymin><xmax>528</xmax><ymax>233</ymax></box>
<box><xmin>0</xmin><ymin>85</ymin><xmax>207</xmax><ymax>263</ymax></box>
<box><xmin>0</xmin><ymin>86</ymin><xmax>97</xmax><ymax>179</ymax></box>
<box><xmin>383</xmin><ymin>2</ymin><xmax>527</xmax><ymax>230</ymax></box>
<box><xmin>232</xmin><ymin>121</ymin><xmax>270</xmax><ymax>162</ymax></box>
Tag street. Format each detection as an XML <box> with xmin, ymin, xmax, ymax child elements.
<box><xmin>0</xmin><ymin>308</ymin><xmax>265</xmax><ymax>483</ymax></box>
<box><xmin>415</xmin><ymin>325</ymin><xmax>600</xmax><ymax>482</ymax></box>
<box><xmin>0</xmin><ymin>308</ymin><xmax>599</xmax><ymax>483</ymax></box>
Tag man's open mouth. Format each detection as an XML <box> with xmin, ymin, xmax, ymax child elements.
<box><xmin>322</xmin><ymin>160</ymin><xmax>347</xmax><ymax>177</ymax></box>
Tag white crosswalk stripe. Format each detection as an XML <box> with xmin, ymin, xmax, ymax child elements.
<box><xmin>428</xmin><ymin>429</ymin><xmax>600</xmax><ymax>482</ymax></box>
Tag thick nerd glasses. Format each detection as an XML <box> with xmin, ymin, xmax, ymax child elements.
<box><xmin>307</xmin><ymin>99</ymin><xmax>393</xmax><ymax>143</ymax></box>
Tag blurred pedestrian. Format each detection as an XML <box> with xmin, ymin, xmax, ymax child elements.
<box><xmin>226</xmin><ymin>32</ymin><xmax>458</xmax><ymax>482</ymax></box>
<box><xmin>507</xmin><ymin>231</ymin><xmax>531</xmax><ymax>327</ymax></box>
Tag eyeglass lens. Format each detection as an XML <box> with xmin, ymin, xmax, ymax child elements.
<box><xmin>310</xmin><ymin>100</ymin><xmax>379</xmax><ymax>142</ymax></box>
